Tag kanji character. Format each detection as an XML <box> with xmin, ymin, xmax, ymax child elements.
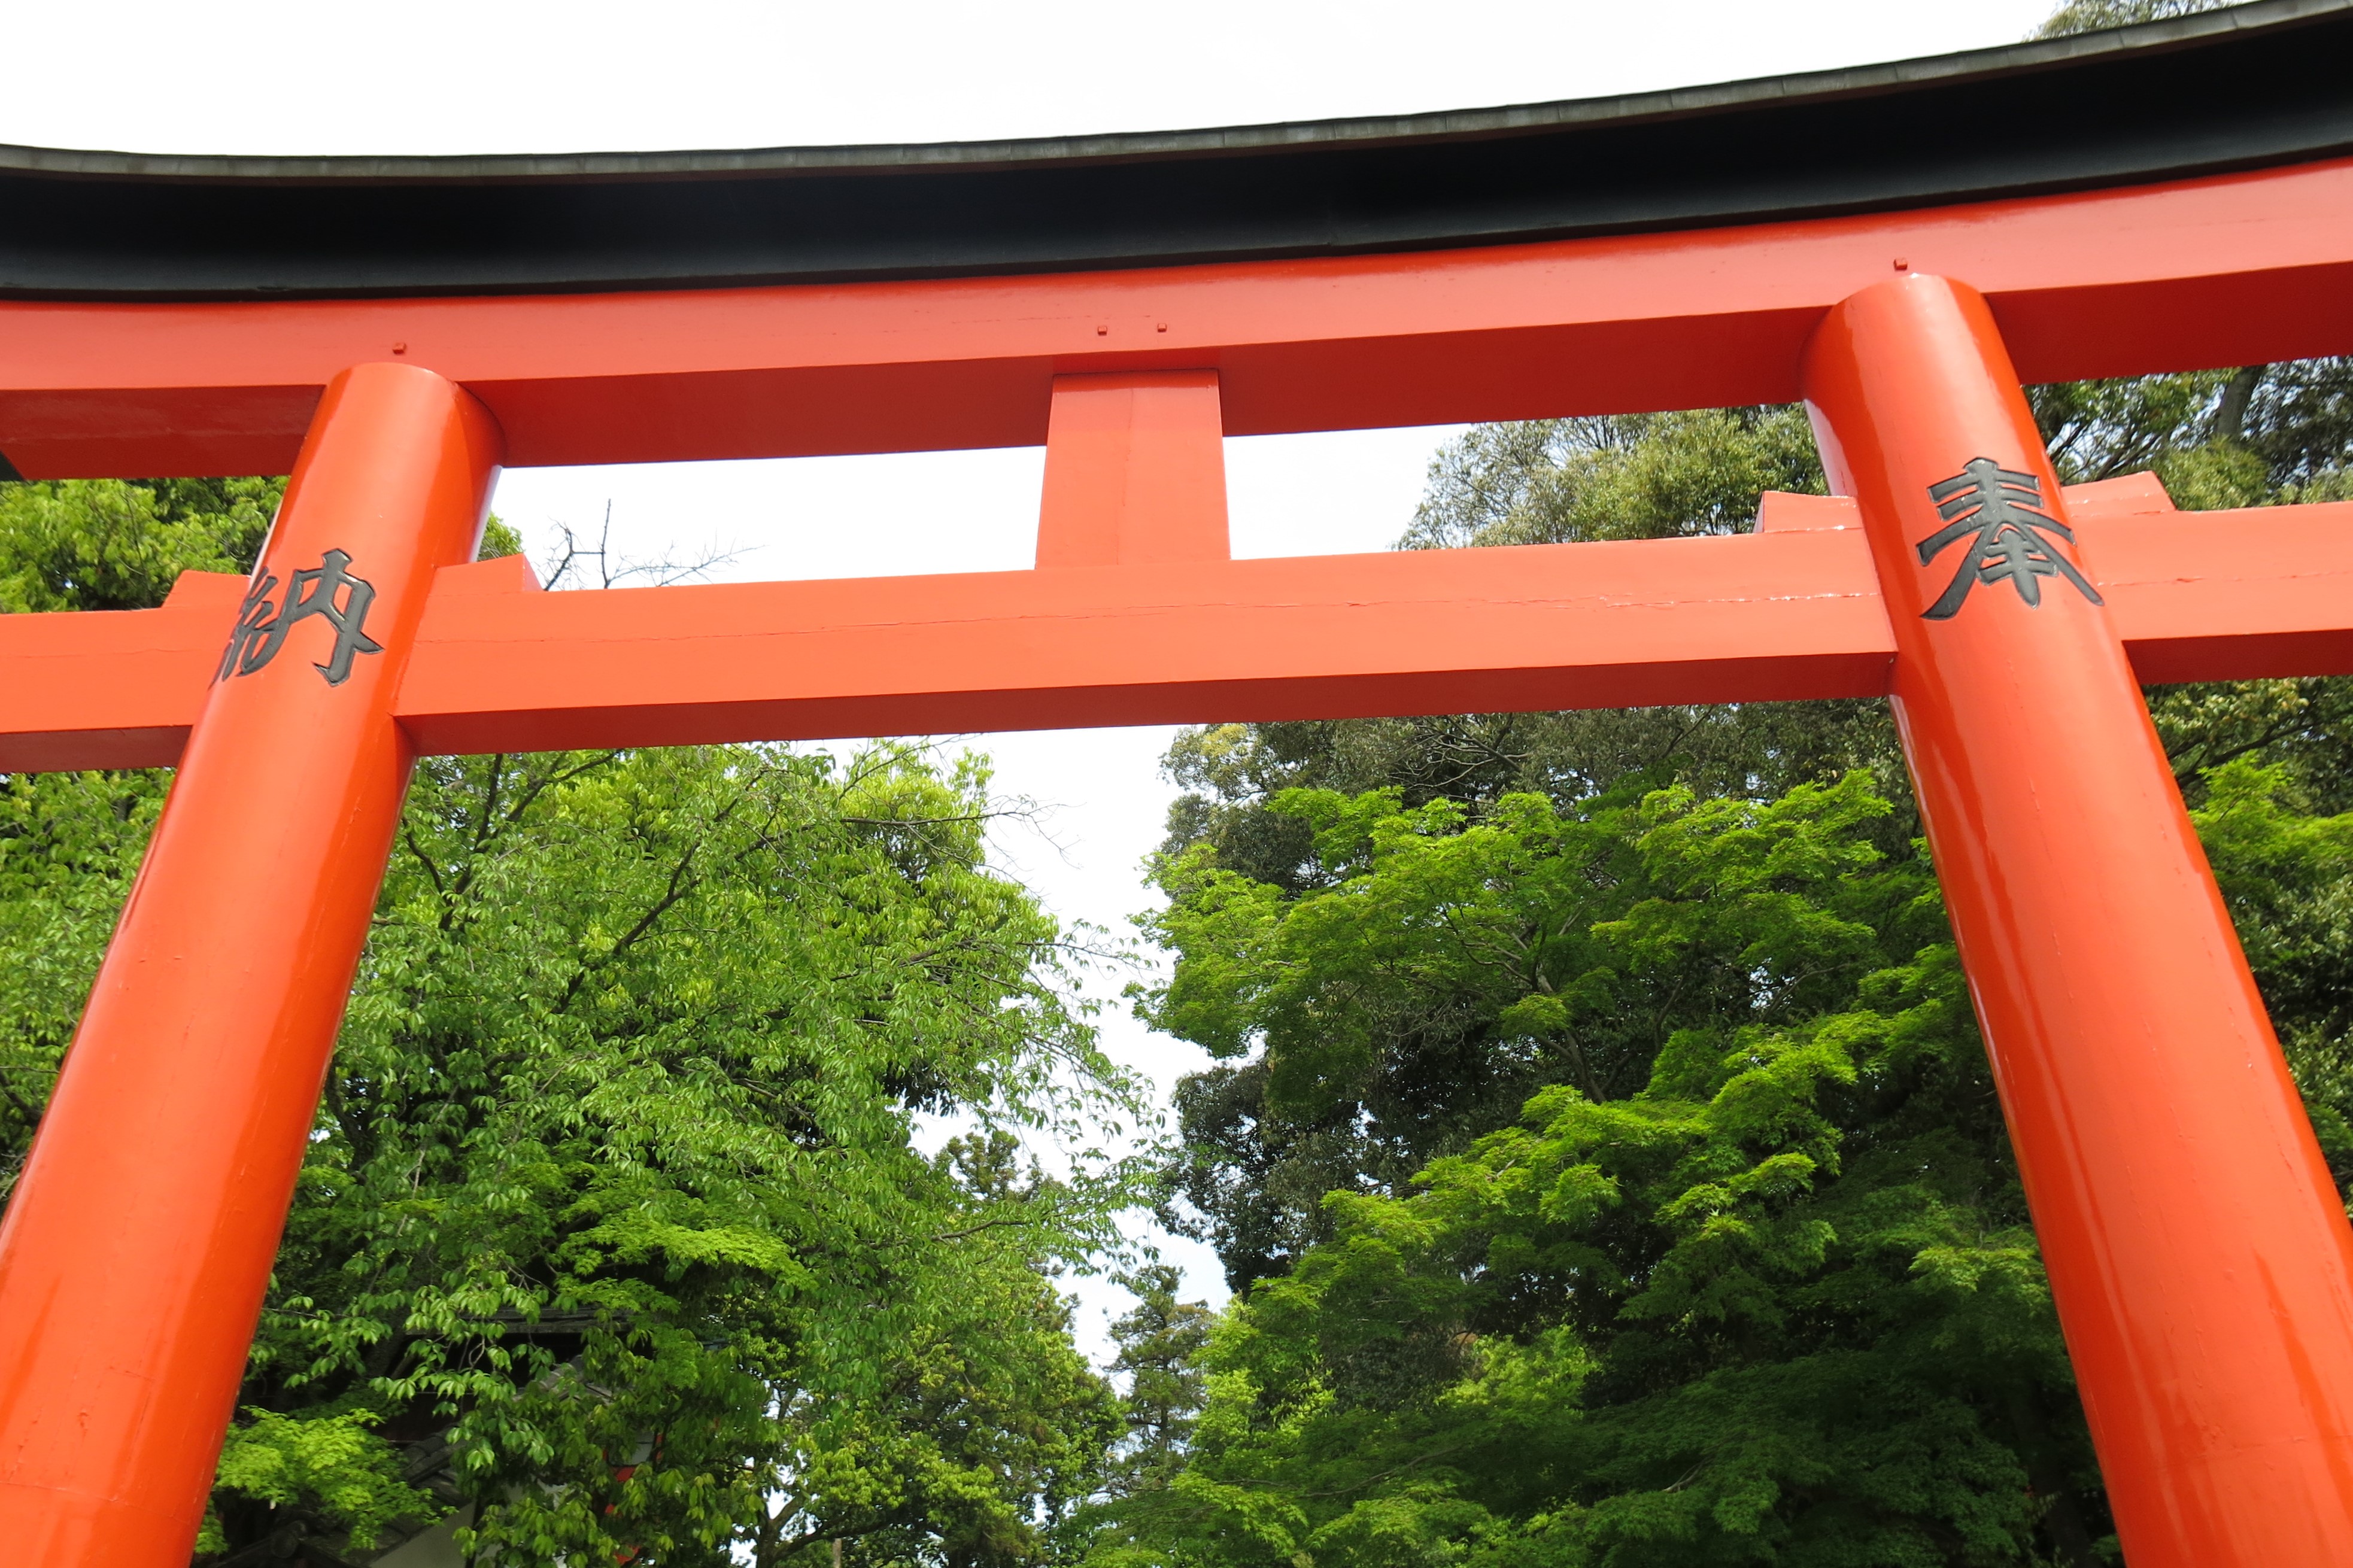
<box><xmin>1915</xmin><ymin>457</ymin><xmax>2103</xmax><ymax>621</ymax></box>
<box><xmin>216</xmin><ymin>549</ymin><xmax>384</xmax><ymax>686</ymax></box>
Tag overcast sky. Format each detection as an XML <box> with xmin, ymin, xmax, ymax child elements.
<box><xmin>14</xmin><ymin>1</ymin><xmax>2054</xmax><ymax>156</ymax></box>
<box><xmin>11</xmin><ymin>0</ymin><xmax>2059</xmax><ymax>1353</ymax></box>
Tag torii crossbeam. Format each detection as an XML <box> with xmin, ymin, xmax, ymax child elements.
<box><xmin>8</xmin><ymin>5</ymin><xmax>2353</xmax><ymax>1563</ymax></box>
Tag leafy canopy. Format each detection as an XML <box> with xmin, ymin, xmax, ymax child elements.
<box><xmin>0</xmin><ymin>477</ymin><xmax>1141</xmax><ymax>1567</ymax></box>
<box><xmin>1117</xmin><ymin>776</ymin><xmax>2090</xmax><ymax>1567</ymax></box>
<box><xmin>1118</xmin><ymin>318</ymin><xmax>2353</xmax><ymax>1563</ymax></box>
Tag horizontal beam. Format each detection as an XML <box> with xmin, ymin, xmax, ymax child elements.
<box><xmin>4</xmin><ymin>159</ymin><xmax>2353</xmax><ymax>479</ymax></box>
<box><xmin>2070</xmin><ymin>491</ymin><xmax>2353</xmax><ymax>684</ymax></box>
<box><xmin>0</xmin><ymin>571</ymin><xmax>248</xmax><ymax>771</ymax></box>
<box><xmin>5</xmin><ymin>479</ymin><xmax>2348</xmax><ymax>773</ymax></box>
<box><xmin>396</xmin><ymin>529</ymin><xmax>1892</xmax><ymax>755</ymax></box>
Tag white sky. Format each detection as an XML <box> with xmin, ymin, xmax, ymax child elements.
<box><xmin>11</xmin><ymin>0</ymin><xmax>2057</xmax><ymax>1356</ymax></box>
<box><xmin>12</xmin><ymin>1</ymin><xmax>2054</xmax><ymax>157</ymax></box>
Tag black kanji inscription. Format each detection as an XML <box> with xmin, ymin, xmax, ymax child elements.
<box><xmin>1915</xmin><ymin>457</ymin><xmax>2104</xmax><ymax>621</ymax></box>
<box><xmin>217</xmin><ymin>549</ymin><xmax>384</xmax><ymax>686</ymax></box>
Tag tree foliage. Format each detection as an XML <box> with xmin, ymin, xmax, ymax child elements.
<box><xmin>0</xmin><ymin>475</ymin><xmax>281</xmax><ymax>613</ymax></box>
<box><xmin>1155</xmin><ymin>348</ymin><xmax>2353</xmax><ymax>1283</ymax></box>
<box><xmin>238</xmin><ymin>742</ymin><xmax>1130</xmax><ymax>1566</ymax></box>
<box><xmin>0</xmin><ymin>479</ymin><xmax>1138</xmax><ymax>1566</ymax></box>
<box><xmin>1118</xmin><ymin>777</ymin><xmax>2102</xmax><ymax>1566</ymax></box>
<box><xmin>1114</xmin><ymin>327</ymin><xmax>2353</xmax><ymax>1564</ymax></box>
<box><xmin>1398</xmin><ymin>408</ymin><xmax>1825</xmax><ymax>551</ymax></box>
<box><xmin>2035</xmin><ymin>0</ymin><xmax>2239</xmax><ymax>39</ymax></box>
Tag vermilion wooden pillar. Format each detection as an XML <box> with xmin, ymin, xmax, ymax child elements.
<box><xmin>0</xmin><ymin>363</ymin><xmax>502</xmax><ymax>1564</ymax></box>
<box><xmin>1804</xmin><ymin>274</ymin><xmax>2353</xmax><ymax>1566</ymax></box>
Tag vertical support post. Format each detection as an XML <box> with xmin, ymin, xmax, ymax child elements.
<box><xmin>0</xmin><ymin>363</ymin><xmax>502</xmax><ymax>1565</ymax></box>
<box><xmin>1035</xmin><ymin>370</ymin><xmax>1229</xmax><ymax>568</ymax></box>
<box><xmin>1802</xmin><ymin>274</ymin><xmax>2353</xmax><ymax>1566</ymax></box>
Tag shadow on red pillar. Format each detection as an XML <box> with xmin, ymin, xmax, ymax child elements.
<box><xmin>0</xmin><ymin>363</ymin><xmax>502</xmax><ymax>1565</ymax></box>
<box><xmin>1804</xmin><ymin>274</ymin><xmax>2353</xmax><ymax>1566</ymax></box>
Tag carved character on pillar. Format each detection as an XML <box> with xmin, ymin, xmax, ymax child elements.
<box><xmin>1916</xmin><ymin>457</ymin><xmax>2104</xmax><ymax>619</ymax></box>
<box><xmin>217</xmin><ymin>549</ymin><xmax>385</xmax><ymax>686</ymax></box>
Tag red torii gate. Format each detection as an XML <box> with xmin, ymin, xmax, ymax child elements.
<box><xmin>7</xmin><ymin>5</ymin><xmax>2353</xmax><ymax>1563</ymax></box>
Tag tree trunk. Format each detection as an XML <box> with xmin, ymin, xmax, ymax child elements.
<box><xmin>2218</xmin><ymin>364</ymin><xmax>2267</xmax><ymax>443</ymax></box>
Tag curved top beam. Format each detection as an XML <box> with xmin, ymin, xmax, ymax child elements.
<box><xmin>3</xmin><ymin>0</ymin><xmax>2350</xmax><ymax>300</ymax></box>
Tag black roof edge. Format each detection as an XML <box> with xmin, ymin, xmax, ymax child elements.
<box><xmin>2</xmin><ymin>0</ymin><xmax>2349</xmax><ymax>301</ymax></box>
<box><xmin>1</xmin><ymin>0</ymin><xmax>2340</xmax><ymax>186</ymax></box>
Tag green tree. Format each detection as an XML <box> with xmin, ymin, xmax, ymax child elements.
<box><xmin>229</xmin><ymin>742</ymin><xmax>1130</xmax><ymax>1566</ymax></box>
<box><xmin>1110</xmin><ymin>776</ymin><xmax>2097</xmax><ymax>1566</ymax></box>
<box><xmin>1106</xmin><ymin>1268</ymin><xmax>1214</xmax><ymax>1496</ymax></box>
<box><xmin>2036</xmin><ymin>0</ymin><xmax>2238</xmax><ymax>39</ymax></box>
<box><xmin>0</xmin><ymin>479</ymin><xmax>1134</xmax><ymax>1566</ymax></box>
<box><xmin>1153</xmin><ymin>345</ymin><xmax>2353</xmax><ymax>1290</ymax></box>
<box><xmin>1398</xmin><ymin>408</ymin><xmax>1826</xmax><ymax>551</ymax></box>
<box><xmin>1062</xmin><ymin>1269</ymin><xmax>1215</xmax><ymax>1568</ymax></box>
<box><xmin>1130</xmin><ymin>250</ymin><xmax>2353</xmax><ymax>1564</ymax></box>
<box><xmin>1110</xmin><ymin>755</ymin><xmax>2353</xmax><ymax>1567</ymax></box>
<box><xmin>0</xmin><ymin>475</ymin><xmax>280</xmax><ymax>613</ymax></box>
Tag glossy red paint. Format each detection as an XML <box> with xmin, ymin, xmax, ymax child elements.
<box><xmin>3</xmin><ymin>476</ymin><xmax>2348</xmax><ymax>771</ymax></box>
<box><xmin>0</xmin><ymin>363</ymin><xmax>502</xmax><ymax>1563</ymax></box>
<box><xmin>2</xmin><ymin>138</ymin><xmax>2352</xmax><ymax>1568</ymax></box>
<box><xmin>1036</xmin><ymin>371</ymin><xmax>1229</xmax><ymax>568</ymax></box>
<box><xmin>2</xmin><ymin>156</ymin><xmax>2352</xmax><ymax>479</ymax></box>
<box><xmin>1803</xmin><ymin>274</ymin><xmax>2353</xmax><ymax>1568</ymax></box>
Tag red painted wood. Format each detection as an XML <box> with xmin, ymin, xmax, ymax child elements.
<box><xmin>5</xmin><ymin>484</ymin><xmax>2349</xmax><ymax>771</ymax></box>
<box><xmin>393</xmin><ymin>528</ymin><xmax>1894</xmax><ymax>753</ymax></box>
<box><xmin>4</xmin><ymin>133</ymin><xmax>2353</xmax><ymax>1568</ymax></box>
<box><xmin>0</xmin><ymin>363</ymin><xmax>503</xmax><ymax>1566</ymax></box>
<box><xmin>1804</xmin><ymin>274</ymin><xmax>2353</xmax><ymax>1568</ymax></box>
<box><xmin>1035</xmin><ymin>371</ymin><xmax>1229</xmax><ymax>569</ymax></box>
<box><xmin>2</xmin><ymin>156</ymin><xmax>2351</xmax><ymax>479</ymax></box>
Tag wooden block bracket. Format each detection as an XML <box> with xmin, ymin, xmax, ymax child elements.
<box><xmin>1035</xmin><ymin>370</ymin><xmax>1229</xmax><ymax>569</ymax></box>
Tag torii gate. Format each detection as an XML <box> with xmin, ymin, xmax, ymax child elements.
<box><xmin>6</xmin><ymin>5</ymin><xmax>2353</xmax><ymax>1563</ymax></box>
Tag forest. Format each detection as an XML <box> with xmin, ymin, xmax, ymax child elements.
<box><xmin>2</xmin><ymin>4</ymin><xmax>2345</xmax><ymax>1563</ymax></box>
